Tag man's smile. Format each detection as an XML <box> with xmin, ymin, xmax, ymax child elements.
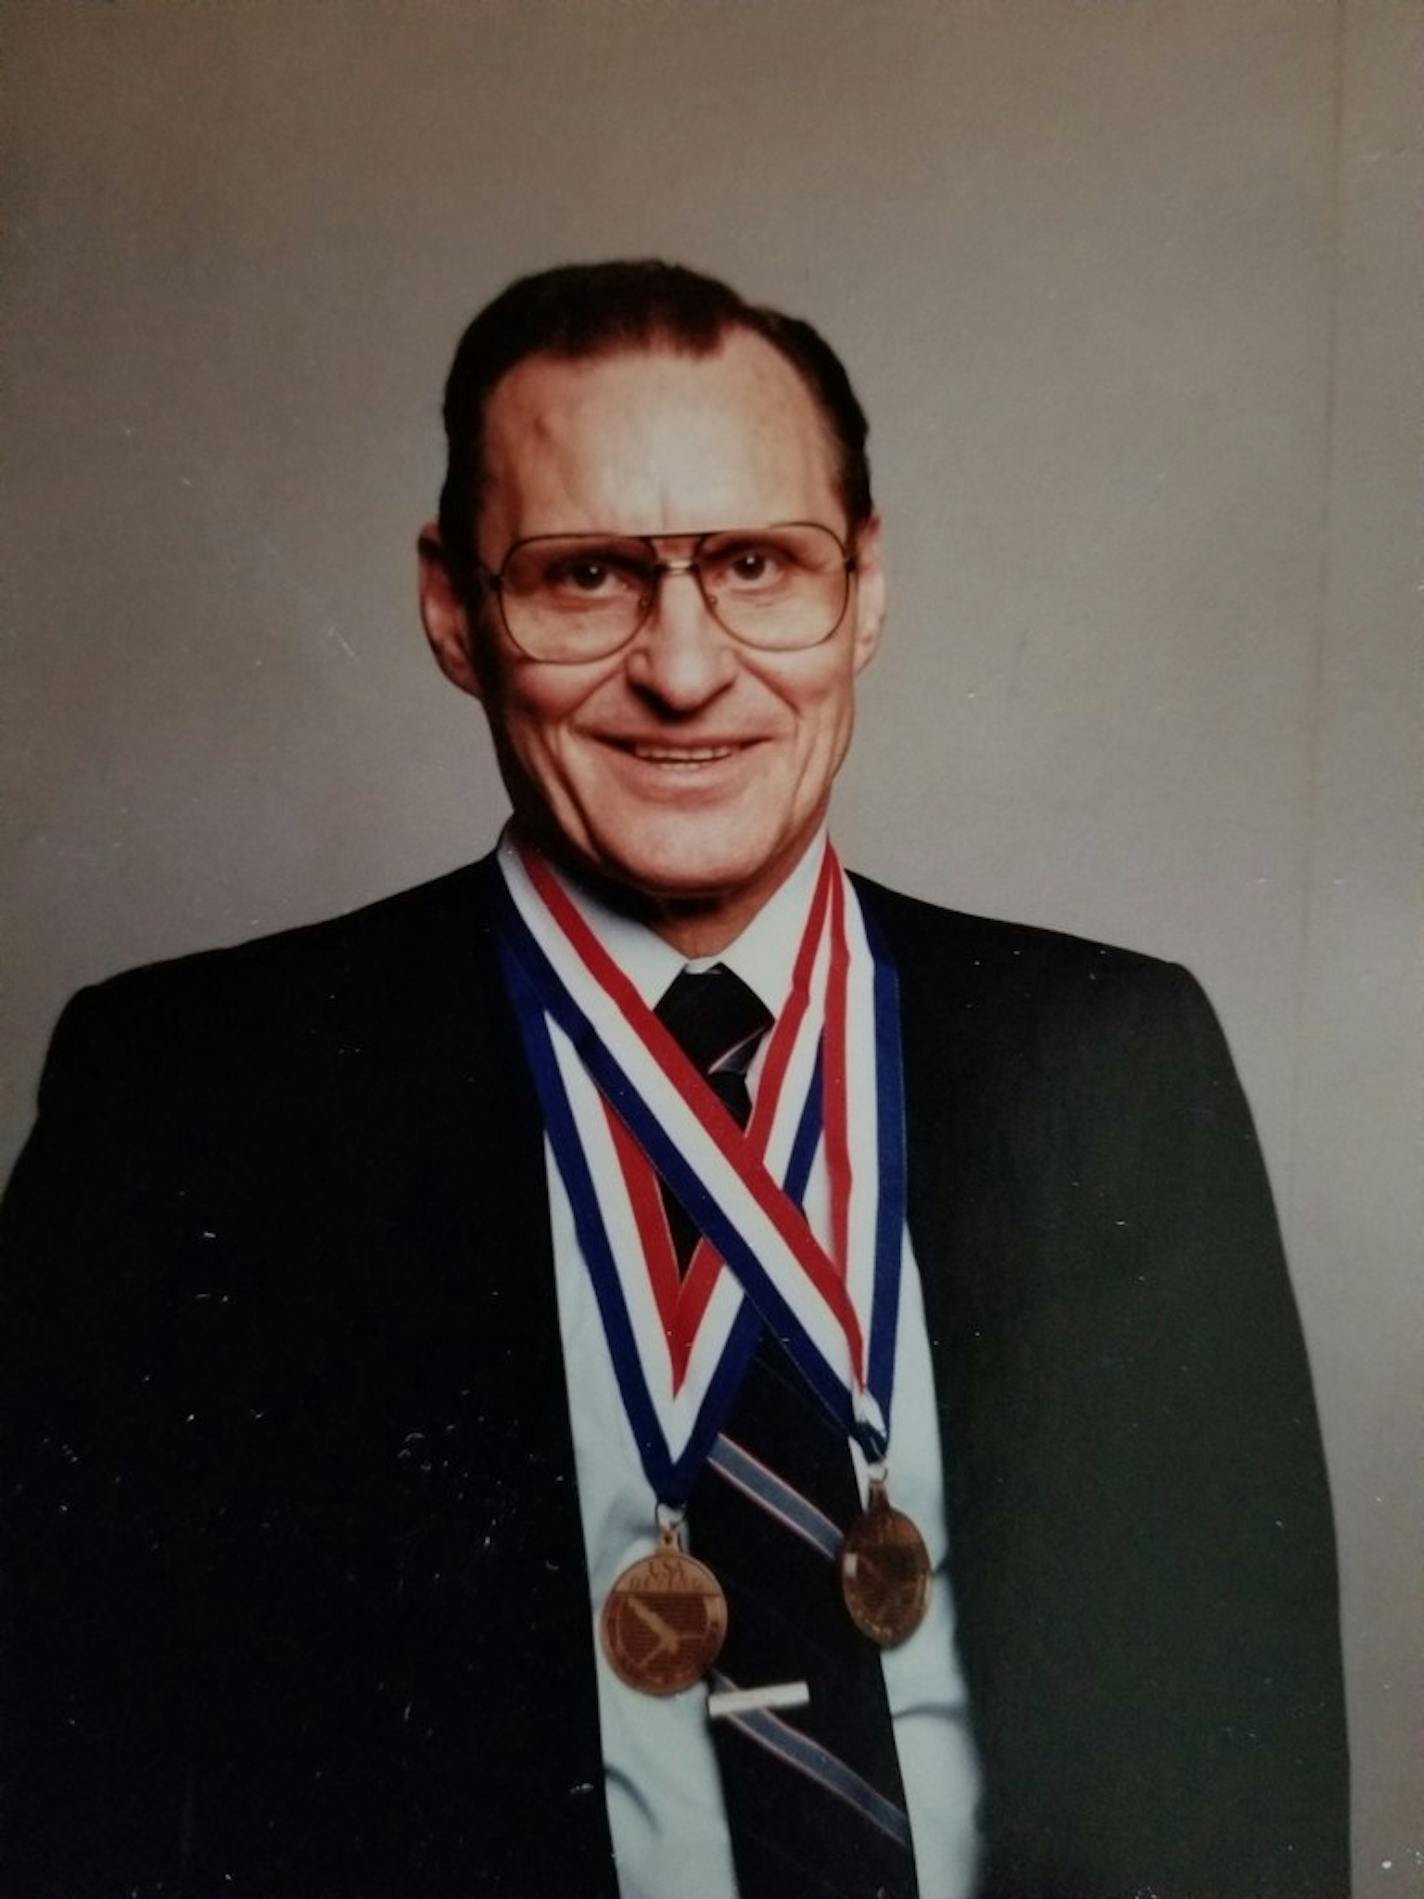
<box><xmin>601</xmin><ymin>736</ymin><xmax>764</xmax><ymax>766</ymax></box>
<box><xmin>623</xmin><ymin>742</ymin><xmax>741</xmax><ymax>764</ymax></box>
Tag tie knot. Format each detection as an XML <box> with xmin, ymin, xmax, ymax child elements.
<box><xmin>655</xmin><ymin>965</ymin><xmax>773</xmax><ymax>1083</ymax></box>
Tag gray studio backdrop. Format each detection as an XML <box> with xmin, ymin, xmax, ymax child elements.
<box><xmin>3</xmin><ymin>2</ymin><xmax>1419</xmax><ymax>1890</ymax></box>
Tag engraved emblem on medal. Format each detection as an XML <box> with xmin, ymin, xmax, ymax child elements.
<box><xmin>839</xmin><ymin>1476</ymin><xmax>932</xmax><ymax>1647</ymax></box>
<box><xmin>600</xmin><ymin>1519</ymin><xmax>728</xmax><ymax>1695</ymax></box>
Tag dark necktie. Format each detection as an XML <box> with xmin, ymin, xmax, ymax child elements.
<box><xmin>654</xmin><ymin>966</ymin><xmax>919</xmax><ymax>1899</ymax></box>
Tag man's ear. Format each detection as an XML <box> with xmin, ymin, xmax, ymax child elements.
<box><xmin>850</xmin><ymin>515</ymin><xmax>887</xmax><ymax>675</ymax></box>
<box><xmin>417</xmin><ymin>522</ymin><xmax>484</xmax><ymax>700</ymax></box>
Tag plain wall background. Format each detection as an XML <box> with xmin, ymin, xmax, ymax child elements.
<box><xmin>3</xmin><ymin>2</ymin><xmax>1418</xmax><ymax>1889</ymax></box>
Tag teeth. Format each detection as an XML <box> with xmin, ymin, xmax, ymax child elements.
<box><xmin>629</xmin><ymin>744</ymin><xmax>736</xmax><ymax>763</ymax></box>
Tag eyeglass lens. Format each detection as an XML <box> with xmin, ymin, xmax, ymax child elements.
<box><xmin>497</xmin><ymin>525</ymin><xmax>850</xmax><ymax>660</ymax></box>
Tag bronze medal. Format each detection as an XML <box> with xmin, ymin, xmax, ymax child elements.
<box><xmin>600</xmin><ymin>1521</ymin><xmax>728</xmax><ymax>1696</ymax></box>
<box><xmin>839</xmin><ymin>1477</ymin><xmax>932</xmax><ymax>1647</ymax></box>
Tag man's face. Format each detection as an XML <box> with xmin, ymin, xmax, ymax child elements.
<box><xmin>419</xmin><ymin>331</ymin><xmax>885</xmax><ymax>939</ymax></box>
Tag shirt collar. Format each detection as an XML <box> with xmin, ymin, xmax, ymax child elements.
<box><xmin>496</xmin><ymin>824</ymin><xmax>828</xmax><ymax>1020</ymax></box>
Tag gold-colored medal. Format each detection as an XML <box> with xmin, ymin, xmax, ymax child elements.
<box><xmin>600</xmin><ymin>1521</ymin><xmax>728</xmax><ymax>1696</ymax></box>
<box><xmin>838</xmin><ymin>1477</ymin><xmax>932</xmax><ymax>1647</ymax></box>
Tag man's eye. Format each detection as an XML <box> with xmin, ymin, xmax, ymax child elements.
<box><xmin>551</xmin><ymin>559</ymin><xmax>614</xmax><ymax>593</ymax></box>
<box><xmin>716</xmin><ymin>546</ymin><xmax>786</xmax><ymax>589</ymax></box>
<box><xmin>535</xmin><ymin>555</ymin><xmax>648</xmax><ymax>605</ymax></box>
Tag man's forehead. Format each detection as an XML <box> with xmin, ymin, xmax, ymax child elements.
<box><xmin>478</xmin><ymin>333</ymin><xmax>842</xmax><ymax>542</ymax></box>
<box><xmin>487</xmin><ymin>329</ymin><xmax>815</xmax><ymax>426</ymax></box>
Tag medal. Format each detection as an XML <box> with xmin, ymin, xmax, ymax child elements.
<box><xmin>500</xmin><ymin>836</ymin><xmax>934</xmax><ymax>1661</ymax></box>
<box><xmin>600</xmin><ymin>1519</ymin><xmax>728</xmax><ymax>1695</ymax></box>
<box><xmin>838</xmin><ymin>1476</ymin><xmax>931</xmax><ymax>1647</ymax></box>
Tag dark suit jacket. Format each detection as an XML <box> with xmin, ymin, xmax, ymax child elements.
<box><xmin>0</xmin><ymin>858</ymin><xmax>1349</xmax><ymax>1898</ymax></box>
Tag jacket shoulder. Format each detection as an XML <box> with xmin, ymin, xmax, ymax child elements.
<box><xmin>68</xmin><ymin>859</ymin><xmax>493</xmax><ymax>1017</ymax></box>
<box><xmin>88</xmin><ymin>859</ymin><xmax>494</xmax><ymax>999</ymax></box>
<box><xmin>32</xmin><ymin>859</ymin><xmax>505</xmax><ymax>1123</ymax></box>
<box><xmin>849</xmin><ymin>869</ymin><xmax>1184</xmax><ymax>992</ymax></box>
<box><xmin>847</xmin><ymin>872</ymin><xmax>1234</xmax><ymax>1097</ymax></box>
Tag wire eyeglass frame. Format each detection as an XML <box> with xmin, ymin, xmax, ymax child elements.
<box><xmin>473</xmin><ymin>520</ymin><xmax>860</xmax><ymax>663</ymax></box>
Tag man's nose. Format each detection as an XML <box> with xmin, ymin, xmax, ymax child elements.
<box><xmin>621</xmin><ymin>565</ymin><xmax>739</xmax><ymax>710</ymax></box>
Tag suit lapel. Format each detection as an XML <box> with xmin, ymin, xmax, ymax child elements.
<box><xmin>855</xmin><ymin>876</ymin><xmax>1039</xmax><ymax>1886</ymax></box>
<box><xmin>337</xmin><ymin>858</ymin><xmax>618</xmax><ymax>1890</ymax></box>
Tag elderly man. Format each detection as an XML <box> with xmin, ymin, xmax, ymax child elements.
<box><xmin>1</xmin><ymin>262</ymin><xmax>1348</xmax><ymax>1898</ymax></box>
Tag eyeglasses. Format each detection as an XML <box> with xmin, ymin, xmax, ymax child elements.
<box><xmin>474</xmin><ymin>522</ymin><xmax>858</xmax><ymax>664</ymax></box>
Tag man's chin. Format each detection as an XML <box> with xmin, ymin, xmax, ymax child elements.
<box><xmin>511</xmin><ymin>793</ymin><xmax>818</xmax><ymax>938</ymax></box>
<box><xmin>591</xmin><ymin>825</ymin><xmax>814</xmax><ymax>934</ymax></box>
<box><xmin>601</xmin><ymin>849</ymin><xmax>766</xmax><ymax>911</ymax></box>
<box><xmin>535</xmin><ymin>821</ymin><xmax>770</xmax><ymax>913</ymax></box>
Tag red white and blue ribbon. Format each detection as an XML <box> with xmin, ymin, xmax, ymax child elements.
<box><xmin>496</xmin><ymin>839</ymin><xmax>906</xmax><ymax>1507</ymax></box>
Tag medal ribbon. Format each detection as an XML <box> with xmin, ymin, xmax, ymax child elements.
<box><xmin>496</xmin><ymin>840</ymin><xmax>906</xmax><ymax>1503</ymax></box>
<box><xmin>518</xmin><ymin>845</ymin><xmax>869</xmax><ymax>1367</ymax></box>
<box><xmin>599</xmin><ymin>847</ymin><xmax>836</xmax><ymax>1392</ymax></box>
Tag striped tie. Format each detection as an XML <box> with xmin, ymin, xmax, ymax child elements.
<box><xmin>655</xmin><ymin>967</ymin><xmax>919</xmax><ymax>1899</ymax></box>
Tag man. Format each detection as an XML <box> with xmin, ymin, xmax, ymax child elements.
<box><xmin>1</xmin><ymin>262</ymin><xmax>1348</xmax><ymax>1897</ymax></box>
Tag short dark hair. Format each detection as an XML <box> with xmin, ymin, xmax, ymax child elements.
<box><xmin>436</xmin><ymin>259</ymin><xmax>873</xmax><ymax>594</ymax></box>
